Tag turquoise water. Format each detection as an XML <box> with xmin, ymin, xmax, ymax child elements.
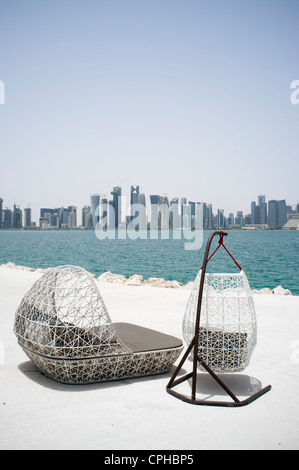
<box><xmin>0</xmin><ymin>229</ymin><xmax>298</xmax><ymax>295</ymax></box>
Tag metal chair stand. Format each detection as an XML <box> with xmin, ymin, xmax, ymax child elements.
<box><xmin>166</xmin><ymin>231</ymin><xmax>271</xmax><ymax>407</ymax></box>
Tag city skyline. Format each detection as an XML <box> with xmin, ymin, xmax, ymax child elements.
<box><xmin>1</xmin><ymin>189</ymin><xmax>298</xmax><ymax>229</ymax></box>
<box><xmin>1</xmin><ymin>181</ymin><xmax>299</xmax><ymax>228</ymax></box>
<box><xmin>0</xmin><ymin>2</ymin><xmax>298</xmax><ymax>226</ymax></box>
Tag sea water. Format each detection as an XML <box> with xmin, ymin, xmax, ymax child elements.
<box><xmin>0</xmin><ymin>229</ymin><xmax>298</xmax><ymax>295</ymax></box>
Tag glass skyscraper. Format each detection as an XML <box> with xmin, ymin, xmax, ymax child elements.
<box><xmin>90</xmin><ymin>194</ymin><xmax>100</xmax><ymax>228</ymax></box>
<box><xmin>110</xmin><ymin>186</ymin><xmax>122</xmax><ymax>228</ymax></box>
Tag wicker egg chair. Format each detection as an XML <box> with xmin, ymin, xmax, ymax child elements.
<box><xmin>14</xmin><ymin>265</ymin><xmax>183</xmax><ymax>384</ymax></box>
<box><xmin>167</xmin><ymin>231</ymin><xmax>271</xmax><ymax>407</ymax></box>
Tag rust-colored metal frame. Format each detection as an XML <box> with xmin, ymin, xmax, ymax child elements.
<box><xmin>166</xmin><ymin>231</ymin><xmax>271</xmax><ymax>407</ymax></box>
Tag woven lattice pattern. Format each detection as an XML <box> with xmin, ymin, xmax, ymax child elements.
<box><xmin>23</xmin><ymin>347</ymin><xmax>181</xmax><ymax>385</ymax></box>
<box><xmin>182</xmin><ymin>270</ymin><xmax>257</xmax><ymax>372</ymax></box>
<box><xmin>14</xmin><ymin>265</ymin><xmax>127</xmax><ymax>359</ymax></box>
<box><xmin>14</xmin><ymin>265</ymin><xmax>182</xmax><ymax>384</ymax></box>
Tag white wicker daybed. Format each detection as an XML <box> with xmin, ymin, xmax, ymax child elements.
<box><xmin>14</xmin><ymin>265</ymin><xmax>183</xmax><ymax>384</ymax></box>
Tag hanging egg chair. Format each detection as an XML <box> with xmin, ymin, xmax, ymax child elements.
<box><xmin>167</xmin><ymin>231</ymin><xmax>271</xmax><ymax>407</ymax></box>
<box><xmin>183</xmin><ymin>263</ymin><xmax>256</xmax><ymax>373</ymax></box>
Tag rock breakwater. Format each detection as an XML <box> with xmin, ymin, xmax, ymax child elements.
<box><xmin>0</xmin><ymin>263</ymin><xmax>293</xmax><ymax>294</ymax></box>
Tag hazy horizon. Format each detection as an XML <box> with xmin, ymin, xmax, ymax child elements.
<box><xmin>0</xmin><ymin>1</ymin><xmax>298</xmax><ymax>223</ymax></box>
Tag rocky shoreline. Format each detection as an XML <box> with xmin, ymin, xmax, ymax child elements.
<box><xmin>0</xmin><ymin>261</ymin><xmax>293</xmax><ymax>295</ymax></box>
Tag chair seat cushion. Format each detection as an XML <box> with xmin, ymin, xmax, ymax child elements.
<box><xmin>114</xmin><ymin>322</ymin><xmax>183</xmax><ymax>353</ymax></box>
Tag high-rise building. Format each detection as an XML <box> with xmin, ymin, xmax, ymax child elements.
<box><xmin>217</xmin><ymin>209</ymin><xmax>225</xmax><ymax>229</ymax></box>
<box><xmin>180</xmin><ymin>197</ymin><xmax>187</xmax><ymax>224</ymax></box>
<box><xmin>13</xmin><ymin>204</ymin><xmax>22</xmax><ymax>228</ymax></box>
<box><xmin>68</xmin><ymin>211</ymin><xmax>77</xmax><ymax>228</ymax></box>
<box><xmin>136</xmin><ymin>191</ymin><xmax>147</xmax><ymax>230</ymax></box>
<box><xmin>268</xmin><ymin>199</ymin><xmax>287</xmax><ymax>227</ymax></box>
<box><xmin>260</xmin><ymin>204</ymin><xmax>267</xmax><ymax>224</ymax></box>
<box><xmin>108</xmin><ymin>200</ymin><xmax>115</xmax><ymax>229</ymax></box>
<box><xmin>277</xmin><ymin>200</ymin><xmax>287</xmax><ymax>226</ymax></box>
<box><xmin>82</xmin><ymin>205</ymin><xmax>91</xmax><ymax>227</ymax></box>
<box><xmin>50</xmin><ymin>214</ymin><xmax>58</xmax><ymax>227</ymax></box>
<box><xmin>258</xmin><ymin>195</ymin><xmax>266</xmax><ymax>206</ymax></box>
<box><xmin>236</xmin><ymin>211</ymin><xmax>244</xmax><ymax>227</ymax></box>
<box><xmin>100</xmin><ymin>197</ymin><xmax>109</xmax><ymax>230</ymax></box>
<box><xmin>169</xmin><ymin>197</ymin><xmax>179</xmax><ymax>229</ymax></box>
<box><xmin>202</xmin><ymin>203</ymin><xmax>207</xmax><ymax>228</ymax></box>
<box><xmin>251</xmin><ymin>201</ymin><xmax>256</xmax><ymax>224</ymax></box>
<box><xmin>193</xmin><ymin>202</ymin><xmax>203</xmax><ymax>229</ymax></box>
<box><xmin>3</xmin><ymin>209</ymin><xmax>12</xmax><ymax>228</ymax></box>
<box><xmin>40</xmin><ymin>208</ymin><xmax>59</xmax><ymax>228</ymax></box>
<box><xmin>268</xmin><ymin>200</ymin><xmax>278</xmax><ymax>227</ymax></box>
<box><xmin>149</xmin><ymin>195</ymin><xmax>160</xmax><ymax>229</ymax></box>
<box><xmin>40</xmin><ymin>208</ymin><xmax>55</xmax><ymax>218</ymax></box>
<box><xmin>24</xmin><ymin>207</ymin><xmax>31</xmax><ymax>228</ymax></box>
<box><xmin>130</xmin><ymin>186</ymin><xmax>139</xmax><ymax>221</ymax></box>
<box><xmin>0</xmin><ymin>198</ymin><xmax>3</xmax><ymax>228</ymax></box>
<box><xmin>40</xmin><ymin>205</ymin><xmax>77</xmax><ymax>228</ymax></box>
<box><xmin>110</xmin><ymin>186</ymin><xmax>122</xmax><ymax>228</ymax></box>
<box><xmin>182</xmin><ymin>203</ymin><xmax>191</xmax><ymax>230</ymax></box>
<box><xmin>137</xmin><ymin>191</ymin><xmax>146</xmax><ymax>206</ymax></box>
<box><xmin>250</xmin><ymin>195</ymin><xmax>267</xmax><ymax>225</ymax></box>
<box><xmin>160</xmin><ymin>195</ymin><xmax>169</xmax><ymax>230</ymax></box>
<box><xmin>189</xmin><ymin>201</ymin><xmax>196</xmax><ymax>229</ymax></box>
<box><xmin>68</xmin><ymin>206</ymin><xmax>77</xmax><ymax>227</ymax></box>
<box><xmin>58</xmin><ymin>207</ymin><xmax>68</xmax><ymax>228</ymax></box>
<box><xmin>130</xmin><ymin>185</ymin><xmax>139</xmax><ymax>205</ymax></box>
<box><xmin>244</xmin><ymin>214</ymin><xmax>251</xmax><ymax>225</ymax></box>
<box><xmin>85</xmin><ymin>213</ymin><xmax>93</xmax><ymax>229</ymax></box>
<box><xmin>228</xmin><ymin>213</ymin><xmax>234</xmax><ymax>225</ymax></box>
<box><xmin>90</xmin><ymin>194</ymin><xmax>100</xmax><ymax>228</ymax></box>
<box><xmin>207</xmin><ymin>204</ymin><xmax>213</xmax><ymax>228</ymax></box>
<box><xmin>257</xmin><ymin>195</ymin><xmax>267</xmax><ymax>224</ymax></box>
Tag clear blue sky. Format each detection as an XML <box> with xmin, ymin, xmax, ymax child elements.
<box><xmin>0</xmin><ymin>0</ymin><xmax>298</xmax><ymax>223</ymax></box>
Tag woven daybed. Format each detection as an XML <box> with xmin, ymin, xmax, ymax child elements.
<box><xmin>14</xmin><ymin>265</ymin><xmax>183</xmax><ymax>384</ymax></box>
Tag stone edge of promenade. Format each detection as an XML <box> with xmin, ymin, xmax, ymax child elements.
<box><xmin>0</xmin><ymin>262</ymin><xmax>293</xmax><ymax>295</ymax></box>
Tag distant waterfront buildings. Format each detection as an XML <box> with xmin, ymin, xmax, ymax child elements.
<box><xmin>130</xmin><ymin>185</ymin><xmax>139</xmax><ymax>222</ymax></box>
<box><xmin>82</xmin><ymin>205</ymin><xmax>92</xmax><ymax>228</ymax></box>
<box><xmin>217</xmin><ymin>209</ymin><xmax>225</xmax><ymax>229</ymax></box>
<box><xmin>235</xmin><ymin>211</ymin><xmax>244</xmax><ymax>227</ymax></box>
<box><xmin>149</xmin><ymin>195</ymin><xmax>160</xmax><ymax>229</ymax></box>
<box><xmin>110</xmin><ymin>186</ymin><xmax>122</xmax><ymax>228</ymax></box>
<box><xmin>0</xmin><ymin>192</ymin><xmax>297</xmax><ymax>230</ymax></box>
<box><xmin>251</xmin><ymin>195</ymin><xmax>268</xmax><ymax>225</ymax></box>
<box><xmin>0</xmin><ymin>198</ymin><xmax>2</xmax><ymax>229</ymax></box>
<box><xmin>39</xmin><ymin>206</ymin><xmax>77</xmax><ymax>229</ymax></box>
<box><xmin>159</xmin><ymin>195</ymin><xmax>169</xmax><ymax>229</ymax></box>
<box><xmin>2</xmin><ymin>208</ymin><xmax>12</xmax><ymax>228</ymax></box>
<box><xmin>136</xmin><ymin>190</ymin><xmax>147</xmax><ymax>230</ymax></box>
<box><xmin>90</xmin><ymin>194</ymin><xmax>100</xmax><ymax>228</ymax></box>
<box><xmin>268</xmin><ymin>199</ymin><xmax>287</xmax><ymax>228</ymax></box>
<box><xmin>169</xmin><ymin>197</ymin><xmax>179</xmax><ymax>230</ymax></box>
<box><xmin>13</xmin><ymin>204</ymin><xmax>22</xmax><ymax>228</ymax></box>
<box><xmin>24</xmin><ymin>207</ymin><xmax>32</xmax><ymax>228</ymax></box>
